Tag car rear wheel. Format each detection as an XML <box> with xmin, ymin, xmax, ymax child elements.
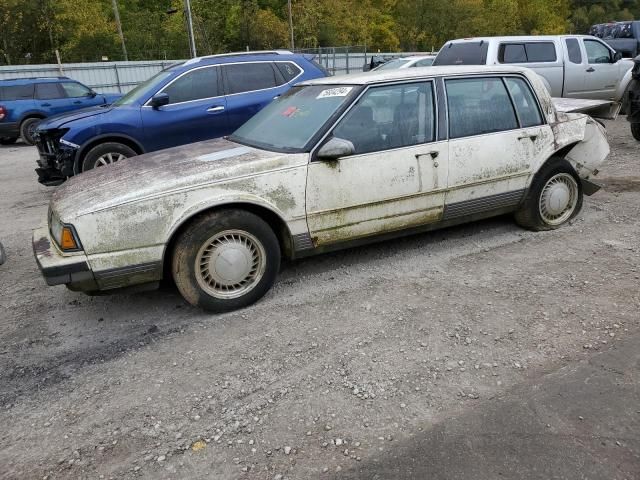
<box><xmin>632</xmin><ymin>123</ymin><xmax>640</xmax><ymax>141</ymax></box>
<box><xmin>172</xmin><ymin>209</ymin><xmax>281</xmax><ymax>312</ymax></box>
<box><xmin>0</xmin><ymin>137</ymin><xmax>18</xmax><ymax>145</ymax></box>
<box><xmin>515</xmin><ymin>159</ymin><xmax>583</xmax><ymax>231</ymax></box>
<box><xmin>82</xmin><ymin>142</ymin><xmax>137</xmax><ymax>172</ymax></box>
<box><xmin>20</xmin><ymin>118</ymin><xmax>41</xmax><ymax>145</ymax></box>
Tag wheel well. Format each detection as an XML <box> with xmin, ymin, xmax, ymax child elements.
<box><xmin>162</xmin><ymin>203</ymin><xmax>295</xmax><ymax>280</ymax></box>
<box><xmin>77</xmin><ymin>136</ymin><xmax>144</xmax><ymax>168</ymax></box>
<box><xmin>20</xmin><ymin>114</ymin><xmax>45</xmax><ymax>126</ymax></box>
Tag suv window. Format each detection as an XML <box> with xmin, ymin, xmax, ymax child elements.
<box><xmin>224</xmin><ymin>63</ymin><xmax>279</xmax><ymax>95</ymax></box>
<box><xmin>585</xmin><ymin>39</ymin><xmax>612</xmax><ymax>64</ymax></box>
<box><xmin>333</xmin><ymin>82</ymin><xmax>436</xmax><ymax>154</ymax></box>
<box><xmin>61</xmin><ymin>82</ymin><xmax>92</xmax><ymax>98</ymax></box>
<box><xmin>162</xmin><ymin>66</ymin><xmax>219</xmax><ymax>104</ymax></box>
<box><xmin>275</xmin><ymin>62</ymin><xmax>302</xmax><ymax>82</ymax></box>
<box><xmin>498</xmin><ymin>42</ymin><xmax>557</xmax><ymax>63</ymax></box>
<box><xmin>565</xmin><ymin>38</ymin><xmax>582</xmax><ymax>64</ymax></box>
<box><xmin>505</xmin><ymin>77</ymin><xmax>543</xmax><ymax>128</ymax></box>
<box><xmin>36</xmin><ymin>83</ymin><xmax>63</xmax><ymax>100</ymax></box>
<box><xmin>433</xmin><ymin>42</ymin><xmax>489</xmax><ymax>66</ymax></box>
<box><xmin>446</xmin><ymin>77</ymin><xmax>518</xmax><ymax>138</ymax></box>
<box><xmin>0</xmin><ymin>84</ymin><xmax>34</xmax><ymax>101</ymax></box>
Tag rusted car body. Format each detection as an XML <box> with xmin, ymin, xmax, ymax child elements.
<box><xmin>33</xmin><ymin>66</ymin><xmax>610</xmax><ymax>312</ymax></box>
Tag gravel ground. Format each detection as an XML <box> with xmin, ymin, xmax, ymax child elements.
<box><xmin>0</xmin><ymin>119</ymin><xmax>639</xmax><ymax>480</ymax></box>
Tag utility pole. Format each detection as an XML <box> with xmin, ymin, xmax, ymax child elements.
<box><xmin>111</xmin><ymin>0</ymin><xmax>128</xmax><ymax>61</ymax></box>
<box><xmin>288</xmin><ymin>0</ymin><xmax>294</xmax><ymax>51</ymax></box>
<box><xmin>184</xmin><ymin>0</ymin><xmax>197</xmax><ymax>58</ymax></box>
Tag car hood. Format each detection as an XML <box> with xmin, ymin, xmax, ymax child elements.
<box><xmin>37</xmin><ymin>105</ymin><xmax>114</xmax><ymax>130</ymax></box>
<box><xmin>102</xmin><ymin>93</ymin><xmax>122</xmax><ymax>103</ymax></box>
<box><xmin>52</xmin><ymin>138</ymin><xmax>303</xmax><ymax>219</ymax></box>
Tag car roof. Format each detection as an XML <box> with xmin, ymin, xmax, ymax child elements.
<box><xmin>300</xmin><ymin>65</ymin><xmax>533</xmax><ymax>86</ymax></box>
<box><xmin>177</xmin><ymin>50</ymin><xmax>304</xmax><ymax>68</ymax></box>
<box><xmin>444</xmin><ymin>35</ymin><xmax>591</xmax><ymax>43</ymax></box>
<box><xmin>0</xmin><ymin>76</ymin><xmax>70</xmax><ymax>85</ymax></box>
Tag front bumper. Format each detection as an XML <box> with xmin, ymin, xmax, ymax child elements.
<box><xmin>32</xmin><ymin>226</ymin><xmax>98</xmax><ymax>290</ymax></box>
<box><xmin>0</xmin><ymin>121</ymin><xmax>19</xmax><ymax>137</ymax></box>
<box><xmin>34</xmin><ymin>132</ymin><xmax>78</xmax><ymax>186</ymax></box>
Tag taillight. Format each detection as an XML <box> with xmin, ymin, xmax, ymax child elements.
<box><xmin>0</xmin><ymin>106</ymin><xmax>6</xmax><ymax>121</ymax></box>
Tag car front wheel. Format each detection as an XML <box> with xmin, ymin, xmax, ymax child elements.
<box><xmin>82</xmin><ymin>142</ymin><xmax>137</xmax><ymax>172</ymax></box>
<box><xmin>172</xmin><ymin>209</ymin><xmax>281</xmax><ymax>312</ymax></box>
<box><xmin>515</xmin><ymin>159</ymin><xmax>583</xmax><ymax>231</ymax></box>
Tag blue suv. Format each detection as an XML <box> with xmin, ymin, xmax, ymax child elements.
<box><xmin>0</xmin><ymin>77</ymin><xmax>121</xmax><ymax>146</ymax></box>
<box><xmin>34</xmin><ymin>51</ymin><xmax>328</xmax><ymax>185</ymax></box>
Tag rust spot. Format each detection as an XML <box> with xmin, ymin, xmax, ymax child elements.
<box><xmin>33</xmin><ymin>237</ymin><xmax>52</xmax><ymax>257</ymax></box>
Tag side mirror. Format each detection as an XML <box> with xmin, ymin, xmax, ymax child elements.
<box><xmin>317</xmin><ymin>137</ymin><xmax>355</xmax><ymax>160</ymax></box>
<box><xmin>88</xmin><ymin>90</ymin><xmax>98</xmax><ymax>98</ymax></box>
<box><xmin>150</xmin><ymin>93</ymin><xmax>170</xmax><ymax>109</ymax></box>
<box><xmin>613</xmin><ymin>51</ymin><xmax>623</xmax><ymax>62</ymax></box>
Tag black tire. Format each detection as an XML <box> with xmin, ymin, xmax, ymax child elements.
<box><xmin>632</xmin><ymin>123</ymin><xmax>640</xmax><ymax>141</ymax></box>
<box><xmin>172</xmin><ymin>209</ymin><xmax>281</xmax><ymax>312</ymax></box>
<box><xmin>515</xmin><ymin>159</ymin><xmax>583</xmax><ymax>231</ymax></box>
<box><xmin>20</xmin><ymin>118</ymin><xmax>41</xmax><ymax>145</ymax></box>
<box><xmin>0</xmin><ymin>137</ymin><xmax>18</xmax><ymax>145</ymax></box>
<box><xmin>82</xmin><ymin>142</ymin><xmax>136</xmax><ymax>172</ymax></box>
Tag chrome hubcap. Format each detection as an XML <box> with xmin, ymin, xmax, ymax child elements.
<box><xmin>539</xmin><ymin>173</ymin><xmax>578</xmax><ymax>225</ymax></box>
<box><xmin>195</xmin><ymin>230</ymin><xmax>266</xmax><ymax>299</ymax></box>
<box><xmin>95</xmin><ymin>152</ymin><xmax>126</xmax><ymax>167</ymax></box>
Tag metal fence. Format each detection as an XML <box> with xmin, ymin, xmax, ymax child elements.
<box><xmin>0</xmin><ymin>49</ymin><xmax>434</xmax><ymax>93</ymax></box>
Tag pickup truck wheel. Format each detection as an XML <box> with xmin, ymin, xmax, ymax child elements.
<box><xmin>82</xmin><ymin>142</ymin><xmax>136</xmax><ymax>171</ymax></box>
<box><xmin>515</xmin><ymin>160</ymin><xmax>583</xmax><ymax>231</ymax></box>
<box><xmin>632</xmin><ymin>123</ymin><xmax>640</xmax><ymax>141</ymax></box>
<box><xmin>20</xmin><ymin>118</ymin><xmax>41</xmax><ymax>145</ymax></box>
<box><xmin>172</xmin><ymin>210</ymin><xmax>281</xmax><ymax>312</ymax></box>
<box><xmin>0</xmin><ymin>137</ymin><xmax>18</xmax><ymax>145</ymax></box>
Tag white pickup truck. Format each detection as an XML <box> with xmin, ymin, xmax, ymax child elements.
<box><xmin>433</xmin><ymin>35</ymin><xmax>634</xmax><ymax>103</ymax></box>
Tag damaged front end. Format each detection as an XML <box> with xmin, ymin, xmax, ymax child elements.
<box><xmin>626</xmin><ymin>55</ymin><xmax>640</xmax><ymax>138</ymax></box>
<box><xmin>34</xmin><ymin>128</ymin><xmax>77</xmax><ymax>186</ymax></box>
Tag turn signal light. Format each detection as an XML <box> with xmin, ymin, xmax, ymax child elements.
<box><xmin>60</xmin><ymin>227</ymin><xmax>78</xmax><ymax>250</ymax></box>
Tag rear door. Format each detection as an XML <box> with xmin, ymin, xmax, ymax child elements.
<box><xmin>582</xmin><ymin>38</ymin><xmax>620</xmax><ymax>99</ymax></box>
<box><xmin>140</xmin><ymin>65</ymin><xmax>227</xmax><ymax>150</ymax></box>
<box><xmin>35</xmin><ymin>82</ymin><xmax>69</xmax><ymax>115</ymax></box>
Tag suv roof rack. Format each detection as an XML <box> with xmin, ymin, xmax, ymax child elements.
<box><xmin>0</xmin><ymin>76</ymin><xmax>70</xmax><ymax>82</ymax></box>
<box><xmin>183</xmin><ymin>50</ymin><xmax>294</xmax><ymax>66</ymax></box>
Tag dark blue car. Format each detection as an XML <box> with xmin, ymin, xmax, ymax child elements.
<box><xmin>0</xmin><ymin>77</ymin><xmax>121</xmax><ymax>146</ymax></box>
<box><xmin>34</xmin><ymin>51</ymin><xmax>328</xmax><ymax>185</ymax></box>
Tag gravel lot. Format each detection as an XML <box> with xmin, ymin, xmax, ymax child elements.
<box><xmin>0</xmin><ymin>119</ymin><xmax>639</xmax><ymax>480</ymax></box>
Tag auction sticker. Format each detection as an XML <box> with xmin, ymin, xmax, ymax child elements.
<box><xmin>317</xmin><ymin>87</ymin><xmax>353</xmax><ymax>99</ymax></box>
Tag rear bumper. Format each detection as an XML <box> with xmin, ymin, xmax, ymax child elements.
<box><xmin>0</xmin><ymin>122</ymin><xmax>19</xmax><ymax>137</ymax></box>
<box><xmin>32</xmin><ymin>227</ymin><xmax>98</xmax><ymax>290</ymax></box>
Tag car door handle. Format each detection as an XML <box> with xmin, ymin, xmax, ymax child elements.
<box><xmin>586</xmin><ymin>67</ymin><xmax>595</xmax><ymax>73</ymax></box>
<box><xmin>207</xmin><ymin>106</ymin><xmax>225</xmax><ymax>113</ymax></box>
<box><xmin>41</xmin><ymin>103</ymin><xmax>51</xmax><ymax>107</ymax></box>
<box><xmin>273</xmin><ymin>94</ymin><xmax>281</xmax><ymax>100</ymax></box>
<box><xmin>73</xmin><ymin>101</ymin><xmax>82</xmax><ymax>104</ymax></box>
<box><xmin>518</xmin><ymin>133</ymin><xmax>538</xmax><ymax>141</ymax></box>
<box><xmin>415</xmin><ymin>151</ymin><xmax>439</xmax><ymax>159</ymax></box>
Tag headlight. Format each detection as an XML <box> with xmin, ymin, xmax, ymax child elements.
<box><xmin>49</xmin><ymin>210</ymin><xmax>82</xmax><ymax>252</ymax></box>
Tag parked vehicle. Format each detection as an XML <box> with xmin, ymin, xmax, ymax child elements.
<box><xmin>0</xmin><ymin>241</ymin><xmax>5</xmax><ymax>265</ymax></box>
<box><xmin>362</xmin><ymin>55</ymin><xmax>393</xmax><ymax>71</ymax></box>
<box><xmin>0</xmin><ymin>77</ymin><xmax>120</xmax><ymax>146</ymax></box>
<box><xmin>624</xmin><ymin>54</ymin><xmax>640</xmax><ymax>140</ymax></box>
<box><xmin>590</xmin><ymin>21</ymin><xmax>640</xmax><ymax>58</ymax></box>
<box><xmin>372</xmin><ymin>55</ymin><xmax>436</xmax><ymax>70</ymax></box>
<box><xmin>33</xmin><ymin>66</ymin><xmax>610</xmax><ymax>312</ymax></box>
<box><xmin>433</xmin><ymin>36</ymin><xmax>634</xmax><ymax>102</ymax></box>
<box><xmin>33</xmin><ymin>51</ymin><xmax>328</xmax><ymax>186</ymax></box>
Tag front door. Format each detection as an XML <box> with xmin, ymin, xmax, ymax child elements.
<box><xmin>60</xmin><ymin>82</ymin><xmax>104</xmax><ymax>111</ymax></box>
<box><xmin>306</xmin><ymin>81</ymin><xmax>447</xmax><ymax>246</ymax></box>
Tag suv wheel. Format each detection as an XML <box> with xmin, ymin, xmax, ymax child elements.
<box><xmin>0</xmin><ymin>137</ymin><xmax>18</xmax><ymax>145</ymax></box>
<box><xmin>172</xmin><ymin>210</ymin><xmax>281</xmax><ymax>312</ymax></box>
<box><xmin>20</xmin><ymin>118</ymin><xmax>41</xmax><ymax>145</ymax></box>
<box><xmin>632</xmin><ymin>123</ymin><xmax>640</xmax><ymax>141</ymax></box>
<box><xmin>82</xmin><ymin>142</ymin><xmax>137</xmax><ymax>172</ymax></box>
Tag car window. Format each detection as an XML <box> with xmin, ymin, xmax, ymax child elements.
<box><xmin>565</xmin><ymin>38</ymin><xmax>582</xmax><ymax>64</ymax></box>
<box><xmin>374</xmin><ymin>59</ymin><xmax>412</xmax><ymax>70</ymax></box>
<box><xmin>498</xmin><ymin>42</ymin><xmax>556</xmax><ymax>63</ymax></box>
<box><xmin>505</xmin><ymin>77</ymin><xmax>543</xmax><ymax>128</ymax></box>
<box><xmin>499</xmin><ymin>44</ymin><xmax>527</xmax><ymax>63</ymax></box>
<box><xmin>0</xmin><ymin>84</ymin><xmax>34</xmax><ymax>100</ymax></box>
<box><xmin>333</xmin><ymin>82</ymin><xmax>436</xmax><ymax>155</ymax></box>
<box><xmin>275</xmin><ymin>62</ymin><xmax>302</xmax><ymax>82</ymax></box>
<box><xmin>61</xmin><ymin>82</ymin><xmax>92</xmax><ymax>98</ymax></box>
<box><xmin>446</xmin><ymin>77</ymin><xmax>518</xmax><ymax>138</ymax></box>
<box><xmin>35</xmin><ymin>83</ymin><xmax>63</xmax><ymax>100</ymax></box>
<box><xmin>162</xmin><ymin>66</ymin><xmax>219</xmax><ymax>104</ymax></box>
<box><xmin>433</xmin><ymin>42</ymin><xmax>489</xmax><ymax>65</ymax></box>
<box><xmin>585</xmin><ymin>40</ymin><xmax>612</xmax><ymax>64</ymax></box>
<box><xmin>415</xmin><ymin>58</ymin><xmax>434</xmax><ymax>67</ymax></box>
<box><xmin>224</xmin><ymin>62</ymin><xmax>279</xmax><ymax>94</ymax></box>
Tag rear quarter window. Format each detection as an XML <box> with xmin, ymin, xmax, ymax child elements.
<box><xmin>433</xmin><ymin>42</ymin><xmax>489</xmax><ymax>66</ymax></box>
<box><xmin>275</xmin><ymin>62</ymin><xmax>302</xmax><ymax>82</ymax></box>
<box><xmin>0</xmin><ymin>84</ymin><xmax>35</xmax><ymax>101</ymax></box>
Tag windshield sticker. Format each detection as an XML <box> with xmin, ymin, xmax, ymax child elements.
<box><xmin>281</xmin><ymin>106</ymin><xmax>299</xmax><ymax>117</ymax></box>
<box><xmin>316</xmin><ymin>87</ymin><xmax>353</xmax><ymax>99</ymax></box>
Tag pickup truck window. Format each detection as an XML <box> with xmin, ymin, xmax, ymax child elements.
<box><xmin>446</xmin><ymin>77</ymin><xmax>518</xmax><ymax>138</ymax></box>
<box><xmin>584</xmin><ymin>40</ymin><xmax>612</xmax><ymax>64</ymax></box>
<box><xmin>433</xmin><ymin>42</ymin><xmax>488</xmax><ymax>66</ymax></box>
<box><xmin>505</xmin><ymin>78</ymin><xmax>543</xmax><ymax>128</ymax></box>
<box><xmin>565</xmin><ymin>38</ymin><xmax>582</xmax><ymax>64</ymax></box>
<box><xmin>498</xmin><ymin>42</ymin><xmax>557</xmax><ymax>63</ymax></box>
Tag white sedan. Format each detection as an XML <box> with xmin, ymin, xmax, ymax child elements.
<box><xmin>373</xmin><ymin>55</ymin><xmax>436</xmax><ymax>70</ymax></box>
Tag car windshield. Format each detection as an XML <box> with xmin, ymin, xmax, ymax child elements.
<box><xmin>113</xmin><ymin>70</ymin><xmax>174</xmax><ymax>106</ymax></box>
<box><xmin>230</xmin><ymin>84</ymin><xmax>358</xmax><ymax>152</ymax></box>
<box><xmin>374</xmin><ymin>59</ymin><xmax>412</xmax><ymax>70</ymax></box>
